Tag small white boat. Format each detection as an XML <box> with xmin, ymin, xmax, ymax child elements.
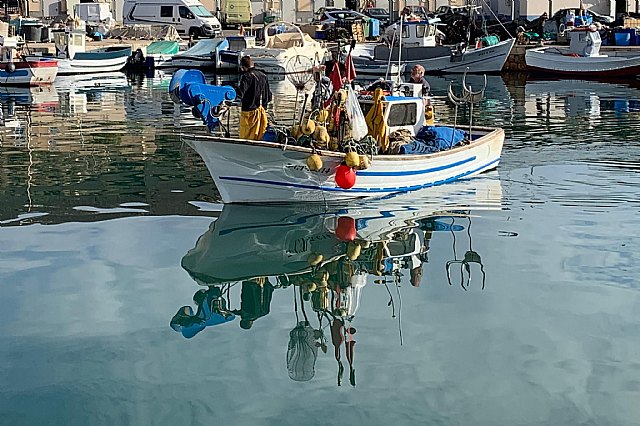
<box><xmin>170</xmin><ymin>70</ymin><xmax>504</xmax><ymax>204</ymax></box>
<box><xmin>0</xmin><ymin>37</ymin><xmax>58</xmax><ymax>86</ymax></box>
<box><xmin>227</xmin><ymin>22</ymin><xmax>329</xmax><ymax>74</ymax></box>
<box><xmin>45</xmin><ymin>30</ymin><xmax>131</xmax><ymax>75</ymax></box>
<box><xmin>526</xmin><ymin>27</ymin><xmax>640</xmax><ymax>78</ymax></box>
<box><xmin>352</xmin><ymin>18</ymin><xmax>515</xmax><ymax>74</ymax></box>
<box><xmin>167</xmin><ymin>38</ymin><xmax>231</xmax><ymax>70</ymax></box>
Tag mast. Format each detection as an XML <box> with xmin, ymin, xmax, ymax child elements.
<box><xmin>397</xmin><ymin>15</ymin><xmax>403</xmax><ymax>84</ymax></box>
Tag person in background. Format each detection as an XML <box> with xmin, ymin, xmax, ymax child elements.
<box><xmin>408</xmin><ymin>64</ymin><xmax>430</xmax><ymax>95</ymax></box>
<box><xmin>235</xmin><ymin>55</ymin><xmax>272</xmax><ymax>140</ymax></box>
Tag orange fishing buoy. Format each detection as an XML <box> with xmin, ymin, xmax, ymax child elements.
<box><xmin>335</xmin><ymin>164</ymin><xmax>356</xmax><ymax>189</ymax></box>
<box><xmin>336</xmin><ymin>216</ymin><xmax>357</xmax><ymax>242</ymax></box>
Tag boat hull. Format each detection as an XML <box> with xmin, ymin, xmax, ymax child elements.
<box><xmin>359</xmin><ymin>38</ymin><xmax>515</xmax><ymax>74</ymax></box>
<box><xmin>0</xmin><ymin>59</ymin><xmax>58</xmax><ymax>86</ymax></box>
<box><xmin>183</xmin><ymin>128</ymin><xmax>504</xmax><ymax>203</ymax></box>
<box><xmin>525</xmin><ymin>47</ymin><xmax>640</xmax><ymax>77</ymax></box>
<box><xmin>57</xmin><ymin>47</ymin><xmax>131</xmax><ymax>75</ymax></box>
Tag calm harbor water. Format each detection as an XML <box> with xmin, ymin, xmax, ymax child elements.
<box><xmin>1</xmin><ymin>71</ymin><xmax>640</xmax><ymax>425</ymax></box>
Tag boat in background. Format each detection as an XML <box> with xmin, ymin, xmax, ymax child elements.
<box><xmin>26</xmin><ymin>30</ymin><xmax>131</xmax><ymax>76</ymax></box>
<box><xmin>222</xmin><ymin>22</ymin><xmax>329</xmax><ymax>74</ymax></box>
<box><xmin>126</xmin><ymin>40</ymin><xmax>180</xmax><ymax>72</ymax></box>
<box><xmin>526</xmin><ymin>27</ymin><xmax>640</xmax><ymax>77</ymax></box>
<box><xmin>167</xmin><ymin>38</ymin><xmax>232</xmax><ymax>70</ymax></box>
<box><xmin>352</xmin><ymin>18</ymin><xmax>515</xmax><ymax>74</ymax></box>
<box><xmin>0</xmin><ymin>37</ymin><xmax>58</xmax><ymax>86</ymax></box>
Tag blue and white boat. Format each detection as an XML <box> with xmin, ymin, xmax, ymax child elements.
<box><xmin>169</xmin><ymin>70</ymin><xmax>504</xmax><ymax>203</ymax></box>
<box><xmin>50</xmin><ymin>30</ymin><xmax>131</xmax><ymax>75</ymax></box>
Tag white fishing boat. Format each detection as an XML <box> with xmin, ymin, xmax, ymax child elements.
<box><xmin>222</xmin><ymin>22</ymin><xmax>329</xmax><ymax>74</ymax></box>
<box><xmin>526</xmin><ymin>27</ymin><xmax>640</xmax><ymax>78</ymax></box>
<box><xmin>0</xmin><ymin>37</ymin><xmax>58</xmax><ymax>86</ymax></box>
<box><xmin>351</xmin><ymin>18</ymin><xmax>515</xmax><ymax>74</ymax></box>
<box><xmin>170</xmin><ymin>69</ymin><xmax>504</xmax><ymax>203</ymax></box>
<box><xmin>28</xmin><ymin>30</ymin><xmax>131</xmax><ymax>75</ymax></box>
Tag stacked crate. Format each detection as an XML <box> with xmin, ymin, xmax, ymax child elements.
<box><xmin>351</xmin><ymin>22</ymin><xmax>365</xmax><ymax>42</ymax></box>
<box><xmin>623</xmin><ymin>17</ymin><xmax>640</xmax><ymax>29</ymax></box>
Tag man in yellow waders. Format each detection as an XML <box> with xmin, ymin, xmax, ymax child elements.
<box><xmin>236</xmin><ymin>56</ymin><xmax>272</xmax><ymax>140</ymax></box>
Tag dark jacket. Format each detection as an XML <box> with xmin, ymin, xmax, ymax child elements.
<box><xmin>236</xmin><ymin>68</ymin><xmax>273</xmax><ymax>112</ymax></box>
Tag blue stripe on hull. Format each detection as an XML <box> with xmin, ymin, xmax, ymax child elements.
<box><xmin>357</xmin><ymin>156</ymin><xmax>476</xmax><ymax>176</ymax></box>
<box><xmin>218</xmin><ymin>158</ymin><xmax>500</xmax><ymax>194</ymax></box>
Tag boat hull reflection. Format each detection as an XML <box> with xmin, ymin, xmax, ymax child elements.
<box><xmin>181</xmin><ymin>175</ymin><xmax>503</xmax><ymax>284</ymax></box>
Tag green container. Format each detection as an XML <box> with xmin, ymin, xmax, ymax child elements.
<box><xmin>264</xmin><ymin>15</ymin><xmax>277</xmax><ymax>24</ymax></box>
<box><xmin>481</xmin><ymin>35</ymin><xmax>499</xmax><ymax>47</ymax></box>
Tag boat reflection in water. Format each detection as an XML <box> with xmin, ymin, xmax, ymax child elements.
<box><xmin>172</xmin><ymin>175</ymin><xmax>503</xmax><ymax>385</ymax></box>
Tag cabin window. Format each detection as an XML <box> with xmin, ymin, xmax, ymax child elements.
<box><xmin>428</xmin><ymin>25</ymin><xmax>436</xmax><ymax>36</ymax></box>
<box><xmin>179</xmin><ymin>6</ymin><xmax>193</xmax><ymax>19</ymax></box>
<box><xmin>387</xmin><ymin>103</ymin><xmax>417</xmax><ymax>127</ymax></box>
<box><xmin>160</xmin><ymin>6</ymin><xmax>173</xmax><ymax>17</ymax></box>
<box><xmin>402</xmin><ymin>25</ymin><xmax>409</xmax><ymax>38</ymax></box>
<box><xmin>416</xmin><ymin>25</ymin><xmax>426</xmax><ymax>37</ymax></box>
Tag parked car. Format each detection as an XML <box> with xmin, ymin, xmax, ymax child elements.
<box><xmin>551</xmin><ymin>7</ymin><xmax>614</xmax><ymax>27</ymax></box>
<box><xmin>312</xmin><ymin>9</ymin><xmax>370</xmax><ymax>26</ymax></box>
<box><xmin>363</xmin><ymin>7</ymin><xmax>390</xmax><ymax>25</ymax></box>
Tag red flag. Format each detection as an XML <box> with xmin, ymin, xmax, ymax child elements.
<box><xmin>345</xmin><ymin>51</ymin><xmax>356</xmax><ymax>83</ymax></box>
<box><xmin>329</xmin><ymin>60</ymin><xmax>342</xmax><ymax>92</ymax></box>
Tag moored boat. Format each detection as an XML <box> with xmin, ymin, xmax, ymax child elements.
<box><xmin>169</xmin><ymin>69</ymin><xmax>504</xmax><ymax>203</ymax></box>
<box><xmin>223</xmin><ymin>22</ymin><xmax>329</xmax><ymax>74</ymax></box>
<box><xmin>525</xmin><ymin>26</ymin><xmax>640</xmax><ymax>77</ymax></box>
<box><xmin>351</xmin><ymin>18</ymin><xmax>515</xmax><ymax>74</ymax></box>
<box><xmin>27</xmin><ymin>30</ymin><xmax>131</xmax><ymax>76</ymax></box>
<box><xmin>0</xmin><ymin>37</ymin><xmax>58</xmax><ymax>86</ymax></box>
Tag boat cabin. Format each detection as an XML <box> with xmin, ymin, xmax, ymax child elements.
<box><xmin>386</xmin><ymin>19</ymin><xmax>440</xmax><ymax>48</ymax></box>
<box><xmin>0</xmin><ymin>36</ymin><xmax>19</xmax><ymax>63</ymax></box>
<box><xmin>376</xmin><ymin>18</ymin><xmax>453</xmax><ymax>62</ymax></box>
<box><xmin>568</xmin><ymin>28</ymin><xmax>603</xmax><ymax>57</ymax></box>
<box><xmin>359</xmin><ymin>84</ymin><xmax>432</xmax><ymax>137</ymax></box>
<box><xmin>53</xmin><ymin>29</ymin><xmax>86</xmax><ymax>60</ymax></box>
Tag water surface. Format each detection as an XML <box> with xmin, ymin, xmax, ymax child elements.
<box><xmin>1</xmin><ymin>72</ymin><xmax>640</xmax><ymax>425</ymax></box>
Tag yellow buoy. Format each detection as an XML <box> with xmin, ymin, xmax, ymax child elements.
<box><xmin>358</xmin><ymin>155</ymin><xmax>371</xmax><ymax>170</ymax></box>
<box><xmin>307</xmin><ymin>154</ymin><xmax>323</xmax><ymax>171</ymax></box>
<box><xmin>313</xmin><ymin>125</ymin><xmax>330</xmax><ymax>144</ymax></box>
<box><xmin>347</xmin><ymin>241</ymin><xmax>362</xmax><ymax>260</ymax></box>
<box><xmin>301</xmin><ymin>119</ymin><xmax>316</xmax><ymax>136</ymax></box>
<box><xmin>291</xmin><ymin>124</ymin><xmax>302</xmax><ymax>139</ymax></box>
<box><xmin>425</xmin><ymin>105</ymin><xmax>435</xmax><ymax>126</ymax></box>
<box><xmin>345</xmin><ymin>151</ymin><xmax>360</xmax><ymax>168</ymax></box>
<box><xmin>317</xmin><ymin>109</ymin><xmax>329</xmax><ymax>122</ymax></box>
<box><xmin>307</xmin><ymin>252</ymin><xmax>323</xmax><ymax>265</ymax></box>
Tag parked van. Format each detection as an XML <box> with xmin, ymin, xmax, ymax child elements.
<box><xmin>219</xmin><ymin>0</ymin><xmax>252</xmax><ymax>27</ymax></box>
<box><xmin>123</xmin><ymin>0</ymin><xmax>222</xmax><ymax>38</ymax></box>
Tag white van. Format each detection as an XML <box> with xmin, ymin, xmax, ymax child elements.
<box><xmin>219</xmin><ymin>0</ymin><xmax>252</xmax><ymax>27</ymax></box>
<box><xmin>123</xmin><ymin>0</ymin><xmax>222</xmax><ymax>38</ymax></box>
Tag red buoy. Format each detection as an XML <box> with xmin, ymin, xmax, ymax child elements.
<box><xmin>335</xmin><ymin>164</ymin><xmax>356</xmax><ymax>189</ymax></box>
<box><xmin>336</xmin><ymin>216</ymin><xmax>357</xmax><ymax>242</ymax></box>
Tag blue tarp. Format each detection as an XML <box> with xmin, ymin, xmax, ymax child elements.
<box><xmin>400</xmin><ymin>125</ymin><xmax>466</xmax><ymax>154</ymax></box>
